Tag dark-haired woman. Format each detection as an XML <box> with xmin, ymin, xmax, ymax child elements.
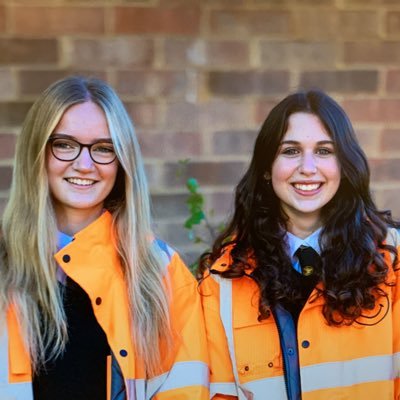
<box><xmin>199</xmin><ymin>90</ymin><xmax>400</xmax><ymax>400</ymax></box>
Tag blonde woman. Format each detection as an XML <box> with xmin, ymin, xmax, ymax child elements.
<box><xmin>0</xmin><ymin>76</ymin><xmax>209</xmax><ymax>399</ymax></box>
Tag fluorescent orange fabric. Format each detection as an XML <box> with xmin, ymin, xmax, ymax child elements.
<box><xmin>201</xmin><ymin>229</ymin><xmax>400</xmax><ymax>400</ymax></box>
<box><xmin>6</xmin><ymin>211</ymin><xmax>209</xmax><ymax>399</ymax></box>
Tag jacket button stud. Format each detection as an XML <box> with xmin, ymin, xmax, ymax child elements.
<box><xmin>62</xmin><ymin>254</ymin><xmax>70</xmax><ymax>263</ymax></box>
<box><xmin>120</xmin><ymin>349</ymin><xmax>128</xmax><ymax>357</ymax></box>
<box><xmin>268</xmin><ymin>362</ymin><xmax>273</xmax><ymax>368</ymax></box>
<box><xmin>95</xmin><ymin>297</ymin><xmax>102</xmax><ymax>305</ymax></box>
<box><xmin>302</xmin><ymin>340</ymin><xmax>310</xmax><ymax>348</ymax></box>
<box><xmin>287</xmin><ymin>347</ymin><xmax>294</xmax><ymax>355</ymax></box>
<box><xmin>244</xmin><ymin>365</ymin><xmax>249</xmax><ymax>371</ymax></box>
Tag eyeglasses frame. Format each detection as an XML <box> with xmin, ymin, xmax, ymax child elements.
<box><xmin>48</xmin><ymin>135</ymin><xmax>117</xmax><ymax>165</ymax></box>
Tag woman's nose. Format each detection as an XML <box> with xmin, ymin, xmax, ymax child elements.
<box><xmin>298</xmin><ymin>153</ymin><xmax>317</xmax><ymax>175</ymax></box>
<box><xmin>73</xmin><ymin>147</ymin><xmax>95</xmax><ymax>170</ymax></box>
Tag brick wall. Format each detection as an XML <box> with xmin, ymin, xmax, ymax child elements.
<box><xmin>0</xmin><ymin>0</ymin><xmax>399</xmax><ymax>262</ymax></box>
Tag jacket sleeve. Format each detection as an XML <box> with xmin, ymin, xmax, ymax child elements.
<box><xmin>153</xmin><ymin>252</ymin><xmax>210</xmax><ymax>400</ymax></box>
<box><xmin>199</xmin><ymin>272</ymin><xmax>238</xmax><ymax>400</ymax></box>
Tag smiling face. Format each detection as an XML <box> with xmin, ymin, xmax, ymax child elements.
<box><xmin>46</xmin><ymin>101</ymin><xmax>118</xmax><ymax>233</ymax></box>
<box><xmin>269</xmin><ymin>112</ymin><xmax>341</xmax><ymax>233</ymax></box>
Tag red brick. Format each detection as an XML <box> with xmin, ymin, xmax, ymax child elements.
<box><xmin>343</xmin><ymin>41</ymin><xmax>400</xmax><ymax>64</ymax></box>
<box><xmin>354</xmin><ymin>128</ymin><xmax>381</xmax><ymax>157</ymax></box>
<box><xmin>116</xmin><ymin>70</ymin><xmax>187</xmax><ymax>98</ymax></box>
<box><xmin>381</xmin><ymin>129</ymin><xmax>400</xmax><ymax>154</ymax></box>
<box><xmin>144</xmin><ymin>162</ymin><xmax>165</xmax><ymax>190</ymax></box>
<box><xmin>200</xmin><ymin>100</ymin><xmax>255</xmax><ymax>130</ymax></box>
<box><xmin>342</xmin><ymin>99</ymin><xmax>400</xmax><ymax>123</ymax></box>
<box><xmin>165</xmin><ymin>161</ymin><xmax>247</xmax><ymax>187</ymax></box>
<box><xmin>213</xmin><ymin>129</ymin><xmax>257</xmax><ymax>155</ymax></box>
<box><xmin>386</xmin><ymin>70</ymin><xmax>400</xmax><ymax>93</ymax></box>
<box><xmin>255</xmin><ymin>99</ymin><xmax>281</xmax><ymax>125</ymax></box>
<box><xmin>299</xmin><ymin>70</ymin><xmax>378</xmax><ymax>93</ymax></box>
<box><xmin>341</xmin><ymin>0</ymin><xmax>400</xmax><ymax>5</ymax></box>
<box><xmin>255</xmin><ymin>0</ymin><xmax>334</xmax><ymax>4</ymax></box>
<box><xmin>159</xmin><ymin>0</ymin><xmax>202</xmax><ymax>6</ymax></box>
<box><xmin>203</xmin><ymin>0</ymin><xmax>247</xmax><ymax>5</ymax></box>
<box><xmin>0</xmin><ymin>134</ymin><xmax>16</xmax><ymax>158</ymax></box>
<box><xmin>208</xmin><ymin>191</ymin><xmax>234</xmax><ymax>218</ymax></box>
<box><xmin>293</xmin><ymin>9</ymin><xmax>338</xmax><ymax>39</ymax></box>
<box><xmin>210</xmin><ymin>10</ymin><xmax>292</xmax><ymax>36</ymax></box>
<box><xmin>0</xmin><ymin>69</ymin><xmax>17</xmax><ymax>100</ymax></box>
<box><xmin>0</xmin><ymin>6</ymin><xmax>6</xmax><ymax>33</ymax></box>
<box><xmin>152</xmin><ymin>193</ymin><xmax>191</xmax><ymax>219</ymax></box>
<box><xmin>386</xmin><ymin>11</ymin><xmax>400</xmax><ymax>36</ymax></box>
<box><xmin>208</xmin><ymin>71</ymin><xmax>289</xmax><ymax>96</ymax></box>
<box><xmin>375</xmin><ymin>188</ymin><xmax>400</xmax><ymax>219</ymax></box>
<box><xmin>137</xmin><ymin>131</ymin><xmax>202</xmax><ymax>158</ymax></box>
<box><xmin>164</xmin><ymin>102</ymin><xmax>199</xmax><ymax>132</ymax></box>
<box><xmin>205</xmin><ymin>41</ymin><xmax>250</xmax><ymax>67</ymax></box>
<box><xmin>124</xmin><ymin>101</ymin><xmax>162</xmax><ymax>130</ymax></box>
<box><xmin>0</xmin><ymin>39</ymin><xmax>58</xmax><ymax>65</ymax></box>
<box><xmin>338</xmin><ymin>11</ymin><xmax>378</xmax><ymax>39</ymax></box>
<box><xmin>163</xmin><ymin>39</ymin><xmax>197</xmax><ymax>67</ymax></box>
<box><xmin>18</xmin><ymin>70</ymin><xmax>107</xmax><ymax>96</ymax></box>
<box><xmin>67</xmin><ymin>38</ymin><xmax>154</xmax><ymax>68</ymax></box>
<box><xmin>293</xmin><ymin>10</ymin><xmax>378</xmax><ymax>40</ymax></box>
<box><xmin>18</xmin><ymin>70</ymin><xmax>67</xmax><ymax>96</ymax></box>
<box><xmin>0</xmin><ymin>166</ymin><xmax>12</xmax><ymax>190</ymax></box>
<box><xmin>0</xmin><ymin>102</ymin><xmax>33</xmax><ymax>126</ymax></box>
<box><xmin>370</xmin><ymin>158</ymin><xmax>400</xmax><ymax>182</ymax></box>
<box><xmin>11</xmin><ymin>6</ymin><xmax>105</xmax><ymax>35</ymax></box>
<box><xmin>164</xmin><ymin>39</ymin><xmax>250</xmax><ymax>68</ymax></box>
<box><xmin>114</xmin><ymin>7</ymin><xmax>200</xmax><ymax>35</ymax></box>
<box><xmin>260</xmin><ymin>41</ymin><xmax>336</xmax><ymax>68</ymax></box>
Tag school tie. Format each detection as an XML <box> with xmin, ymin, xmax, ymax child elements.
<box><xmin>295</xmin><ymin>245</ymin><xmax>321</xmax><ymax>276</ymax></box>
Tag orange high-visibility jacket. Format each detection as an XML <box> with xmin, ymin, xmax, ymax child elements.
<box><xmin>200</xmin><ymin>228</ymin><xmax>400</xmax><ymax>400</ymax></box>
<box><xmin>1</xmin><ymin>211</ymin><xmax>209</xmax><ymax>399</ymax></box>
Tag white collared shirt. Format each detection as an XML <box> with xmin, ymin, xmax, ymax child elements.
<box><xmin>285</xmin><ymin>228</ymin><xmax>322</xmax><ymax>273</ymax></box>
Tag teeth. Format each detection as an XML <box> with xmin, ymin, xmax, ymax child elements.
<box><xmin>294</xmin><ymin>183</ymin><xmax>320</xmax><ymax>191</ymax></box>
<box><xmin>66</xmin><ymin>178</ymin><xmax>95</xmax><ymax>186</ymax></box>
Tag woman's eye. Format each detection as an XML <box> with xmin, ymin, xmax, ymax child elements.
<box><xmin>281</xmin><ymin>147</ymin><xmax>299</xmax><ymax>156</ymax></box>
<box><xmin>317</xmin><ymin>148</ymin><xmax>334</xmax><ymax>155</ymax></box>
<box><xmin>53</xmin><ymin>140</ymin><xmax>76</xmax><ymax>149</ymax></box>
<box><xmin>93</xmin><ymin>144</ymin><xmax>115</xmax><ymax>154</ymax></box>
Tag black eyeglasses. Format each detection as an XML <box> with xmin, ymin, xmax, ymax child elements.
<box><xmin>48</xmin><ymin>136</ymin><xmax>117</xmax><ymax>165</ymax></box>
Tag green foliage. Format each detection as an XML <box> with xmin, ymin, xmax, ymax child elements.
<box><xmin>178</xmin><ymin>160</ymin><xmax>226</xmax><ymax>273</ymax></box>
<box><xmin>184</xmin><ymin>178</ymin><xmax>205</xmax><ymax>230</ymax></box>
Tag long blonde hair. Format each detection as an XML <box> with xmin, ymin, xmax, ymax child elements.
<box><xmin>0</xmin><ymin>76</ymin><xmax>171</xmax><ymax>375</ymax></box>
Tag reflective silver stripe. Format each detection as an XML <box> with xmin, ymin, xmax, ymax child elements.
<box><xmin>213</xmin><ymin>275</ymin><xmax>251</xmax><ymax>400</ymax></box>
<box><xmin>0</xmin><ymin>323</ymin><xmax>33</xmax><ymax>399</ymax></box>
<box><xmin>125</xmin><ymin>378</ymin><xmax>145</xmax><ymax>400</ymax></box>
<box><xmin>301</xmin><ymin>353</ymin><xmax>398</xmax><ymax>393</ymax></box>
<box><xmin>146</xmin><ymin>361</ymin><xmax>209</xmax><ymax>399</ymax></box>
<box><xmin>210</xmin><ymin>382</ymin><xmax>238</xmax><ymax>397</ymax></box>
<box><xmin>394</xmin><ymin>352</ymin><xmax>400</xmax><ymax>378</ymax></box>
<box><xmin>242</xmin><ymin>376</ymin><xmax>287</xmax><ymax>400</ymax></box>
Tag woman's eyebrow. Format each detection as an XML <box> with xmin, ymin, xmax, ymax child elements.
<box><xmin>50</xmin><ymin>133</ymin><xmax>113</xmax><ymax>143</ymax></box>
<box><xmin>280</xmin><ymin>140</ymin><xmax>334</xmax><ymax>145</ymax></box>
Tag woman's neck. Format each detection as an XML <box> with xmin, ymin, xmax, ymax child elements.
<box><xmin>286</xmin><ymin>217</ymin><xmax>322</xmax><ymax>239</ymax></box>
<box><xmin>55</xmin><ymin>208</ymin><xmax>103</xmax><ymax>236</ymax></box>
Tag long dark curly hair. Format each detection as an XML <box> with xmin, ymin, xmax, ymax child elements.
<box><xmin>199</xmin><ymin>90</ymin><xmax>399</xmax><ymax>326</ymax></box>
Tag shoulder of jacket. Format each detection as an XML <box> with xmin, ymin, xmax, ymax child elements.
<box><xmin>385</xmin><ymin>227</ymin><xmax>400</xmax><ymax>248</ymax></box>
<box><xmin>154</xmin><ymin>238</ymin><xmax>175</xmax><ymax>261</ymax></box>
